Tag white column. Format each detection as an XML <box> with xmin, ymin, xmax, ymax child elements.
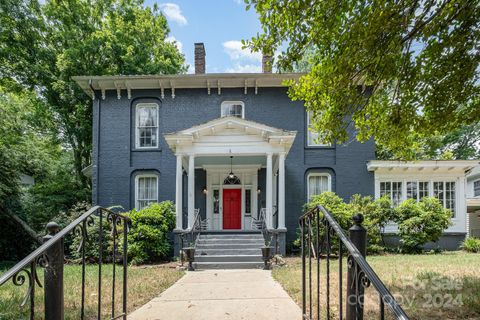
<box><xmin>266</xmin><ymin>153</ymin><xmax>273</xmax><ymax>229</ymax></box>
<box><xmin>188</xmin><ymin>154</ymin><xmax>195</xmax><ymax>230</ymax></box>
<box><xmin>175</xmin><ymin>154</ymin><xmax>183</xmax><ymax>230</ymax></box>
<box><xmin>278</xmin><ymin>152</ymin><xmax>286</xmax><ymax>230</ymax></box>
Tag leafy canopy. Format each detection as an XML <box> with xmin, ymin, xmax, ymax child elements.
<box><xmin>245</xmin><ymin>0</ymin><xmax>480</xmax><ymax>159</ymax></box>
<box><xmin>0</xmin><ymin>0</ymin><xmax>186</xmax><ymax>185</ymax></box>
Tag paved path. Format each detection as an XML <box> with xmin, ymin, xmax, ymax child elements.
<box><xmin>128</xmin><ymin>269</ymin><xmax>302</xmax><ymax>320</ymax></box>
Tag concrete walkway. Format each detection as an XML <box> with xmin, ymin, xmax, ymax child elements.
<box><xmin>128</xmin><ymin>269</ymin><xmax>302</xmax><ymax>320</ymax></box>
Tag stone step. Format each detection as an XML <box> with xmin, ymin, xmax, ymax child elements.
<box><xmin>197</xmin><ymin>238</ymin><xmax>265</xmax><ymax>245</ymax></box>
<box><xmin>193</xmin><ymin>261</ymin><xmax>264</xmax><ymax>270</ymax></box>
<box><xmin>196</xmin><ymin>243</ymin><xmax>263</xmax><ymax>250</ymax></box>
<box><xmin>195</xmin><ymin>248</ymin><xmax>261</xmax><ymax>256</ymax></box>
<box><xmin>194</xmin><ymin>254</ymin><xmax>263</xmax><ymax>263</ymax></box>
<box><xmin>198</xmin><ymin>234</ymin><xmax>263</xmax><ymax>240</ymax></box>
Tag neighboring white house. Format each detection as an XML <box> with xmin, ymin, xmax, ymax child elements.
<box><xmin>467</xmin><ymin>165</ymin><xmax>480</xmax><ymax>238</ymax></box>
<box><xmin>367</xmin><ymin>160</ymin><xmax>480</xmax><ymax>249</ymax></box>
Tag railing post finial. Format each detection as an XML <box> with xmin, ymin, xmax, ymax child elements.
<box><xmin>347</xmin><ymin>213</ymin><xmax>367</xmax><ymax>320</ymax></box>
<box><xmin>43</xmin><ymin>221</ymin><xmax>64</xmax><ymax>320</ymax></box>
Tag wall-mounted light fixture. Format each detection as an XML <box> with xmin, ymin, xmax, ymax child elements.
<box><xmin>202</xmin><ymin>186</ymin><xmax>208</xmax><ymax>195</ymax></box>
<box><xmin>257</xmin><ymin>187</ymin><xmax>261</xmax><ymax>195</ymax></box>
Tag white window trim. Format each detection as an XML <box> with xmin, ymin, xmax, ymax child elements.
<box><xmin>221</xmin><ymin>101</ymin><xmax>245</xmax><ymax>119</ymax></box>
<box><xmin>135</xmin><ymin>174</ymin><xmax>158</xmax><ymax>210</ymax></box>
<box><xmin>474</xmin><ymin>179</ymin><xmax>480</xmax><ymax>197</ymax></box>
<box><xmin>135</xmin><ymin>103</ymin><xmax>159</xmax><ymax>149</ymax></box>
<box><xmin>378</xmin><ymin>178</ymin><xmax>457</xmax><ymax>217</ymax></box>
<box><xmin>307</xmin><ymin>172</ymin><xmax>332</xmax><ymax>201</ymax></box>
<box><xmin>306</xmin><ymin>111</ymin><xmax>329</xmax><ymax>147</ymax></box>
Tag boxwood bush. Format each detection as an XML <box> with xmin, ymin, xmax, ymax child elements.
<box><xmin>126</xmin><ymin>201</ymin><xmax>175</xmax><ymax>264</ymax></box>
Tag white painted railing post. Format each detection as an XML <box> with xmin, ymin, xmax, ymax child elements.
<box><xmin>175</xmin><ymin>154</ymin><xmax>183</xmax><ymax>230</ymax></box>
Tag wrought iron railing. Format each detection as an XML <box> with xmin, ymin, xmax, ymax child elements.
<box><xmin>179</xmin><ymin>208</ymin><xmax>201</xmax><ymax>266</ymax></box>
<box><xmin>0</xmin><ymin>206</ymin><xmax>131</xmax><ymax>320</ymax></box>
<box><xmin>299</xmin><ymin>205</ymin><xmax>409</xmax><ymax>320</ymax></box>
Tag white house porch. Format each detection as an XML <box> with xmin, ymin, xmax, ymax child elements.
<box><xmin>164</xmin><ymin>116</ymin><xmax>297</xmax><ymax>233</ymax></box>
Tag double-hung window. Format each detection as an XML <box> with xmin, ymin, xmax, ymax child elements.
<box><xmin>136</xmin><ymin>103</ymin><xmax>159</xmax><ymax>148</ymax></box>
<box><xmin>434</xmin><ymin>181</ymin><xmax>456</xmax><ymax>217</ymax></box>
<box><xmin>221</xmin><ymin>101</ymin><xmax>244</xmax><ymax>118</ymax></box>
<box><xmin>474</xmin><ymin>180</ymin><xmax>480</xmax><ymax>197</ymax></box>
<box><xmin>136</xmin><ymin>175</ymin><xmax>158</xmax><ymax>210</ymax></box>
<box><xmin>380</xmin><ymin>181</ymin><xmax>402</xmax><ymax>206</ymax></box>
<box><xmin>307</xmin><ymin>173</ymin><xmax>331</xmax><ymax>201</ymax></box>
<box><xmin>307</xmin><ymin>111</ymin><xmax>329</xmax><ymax>146</ymax></box>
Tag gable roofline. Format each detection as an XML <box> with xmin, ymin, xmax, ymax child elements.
<box><xmin>72</xmin><ymin>73</ymin><xmax>303</xmax><ymax>99</ymax></box>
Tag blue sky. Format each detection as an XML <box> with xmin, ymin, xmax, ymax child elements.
<box><xmin>143</xmin><ymin>1</ymin><xmax>263</xmax><ymax>73</ymax></box>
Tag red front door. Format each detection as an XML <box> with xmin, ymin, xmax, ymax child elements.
<box><xmin>223</xmin><ymin>189</ymin><xmax>242</xmax><ymax>229</ymax></box>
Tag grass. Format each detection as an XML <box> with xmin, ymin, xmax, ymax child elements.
<box><xmin>0</xmin><ymin>263</ymin><xmax>184</xmax><ymax>320</ymax></box>
<box><xmin>273</xmin><ymin>252</ymin><xmax>480</xmax><ymax>320</ymax></box>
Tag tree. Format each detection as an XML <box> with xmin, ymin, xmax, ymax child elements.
<box><xmin>0</xmin><ymin>0</ymin><xmax>186</xmax><ymax>186</ymax></box>
<box><xmin>245</xmin><ymin>0</ymin><xmax>480</xmax><ymax>159</ymax></box>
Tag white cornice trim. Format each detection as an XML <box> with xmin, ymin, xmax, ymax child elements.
<box><xmin>73</xmin><ymin>73</ymin><xmax>302</xmax><ymax>97</ymax></box>
<box><xmin>367</xmin><ymin>160</ymin><xmax>479</xmax><ymax>173</ymax></box>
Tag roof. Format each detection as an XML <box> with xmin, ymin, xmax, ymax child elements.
<box><xmin>367</xmin><ymin>160</ymin><xmax>479</xmax><ymax>173</ymax></box>
<box><xmin>72</xmin><ymin>73</ymin><xmax>303</xmax><ymax>99</ymax></box>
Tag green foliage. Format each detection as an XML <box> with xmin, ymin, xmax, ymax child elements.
<box><xmin>461</xmin><ymin>237</ymin><xmax>480</xmax><ymax>253</ymax></box>
<box><xmin>245</xmin><ymin>0</ymin><xmax>480</xmax><ymax>160</ymax></box>
<box><xmin>69</xmin><ymin>215</ymin><xmax>112</xmax><ymax>263</ymax></box>
<box><xmin>1</xmin><ymin>0</ymin><xmax>186</xmax><ymax>186</ymax></box>
<box><xmin>396</xmin><ymin>197</ymin><xmax>452</xmax><ymax>252</ymax></box>
<box><xmin>126</xmin><ymin>201</ymin><xmax>176</xmax><ymax>265</ymax></box>
<box><xmin>297</xmin><ymin>192</ymin><xmax>394</xmax><ymax>253</ymax></box>
<box><xmin>297</xmin><ymin>192</ymin><xmax>452</xmax><ymax>254</ymax></box>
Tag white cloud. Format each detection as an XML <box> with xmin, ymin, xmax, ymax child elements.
<box><xmin>159</xmin><ymin>3</ymin><xmax>187</xmax><ymax>26</ymax></box>
<box><xmin>225</xmin><ymin>64</ymin><xmax>262</xmax><ymax>73</ymax></box>
<box><xmin>233</xmin><ymin>0</ymin><xmax>244</xmax><ymax>4</ymax></box>
<box><xmin>222</xmin><ymin>40</ymin><xmax>262</xmax><ymax>62</ymax></box>
<box><xmin>165</xmin><ymin>36</ymin><xmax>183</xmax><ymax>53</ymax></box>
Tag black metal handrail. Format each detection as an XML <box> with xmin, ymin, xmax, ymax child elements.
<box><xmin>0</xmin><ymin>205</ymin><xmax>131</xmax><ymax>320</ymax></box>
<box><xmin>179</xmin><ymin>208</ymin><xmax>202</xmax><ymax>266</ymax></box>
<box><xmin>299</xmin><ymin>205</ymin><xmax>409</xmax><ymax>320</ymax></box>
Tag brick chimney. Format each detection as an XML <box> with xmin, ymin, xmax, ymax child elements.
<box><xmin>262</xmin><ymin>54</ymin><xmax>273</xmax><ymax>73</ymax></box>
<box><xmin>194</xmin><ymin>43</ymin><xmax>206</xmax><ymax>74</ymax></box>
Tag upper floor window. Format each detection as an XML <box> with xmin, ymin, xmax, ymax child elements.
<box><xmin>474</xmin><ymin>180</ymin><xmax>480</xmax><ymax>197</ymax></box>
<box><xmin>136</xmin><ymin>103</ymin><xmax>159</xmax><ymax>148</ymax></box>
<box><xmin>307</xmin><ymin>111</ymin><xmax>329</xmax><ymax>147</ymax></box>
<box><xmin>221</xmin><ymin>101</ymin><xmax>244</xmax><ymax>118</ymax></box>
<box><xmin>135</xmin><ymin>175</ymin><xmax>158</xmax><ymax>210</ymax></box>
<box><xmin>307</xmin><ymin>173</ymin><xmax>331</xmax><ymax>201</ymax></box>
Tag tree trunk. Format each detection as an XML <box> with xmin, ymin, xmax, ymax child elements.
<box><xmin>6</xmin><ymin>210</ymin><xmax>42</xmax><ymax>245</ymax></box>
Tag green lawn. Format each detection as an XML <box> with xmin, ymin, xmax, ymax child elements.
<box><xmin>0</xmin><ymin>263</ymin><xmax>184</xmax><ymax>320</ymax></box>
<box><xmin>273</xmin><ymin>252</ymin><xmax>480</xmax><ymax>320</ymax></box>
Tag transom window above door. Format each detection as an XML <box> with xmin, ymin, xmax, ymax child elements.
<box><xmin>221</xmin><ymin>101</ymin><xmax>244</xmax><ymax>118</ymax></box>
<box><xmin>136</xmin><ymin>103</ymin><xmax>159</xmax><ymax>148</ymax></box>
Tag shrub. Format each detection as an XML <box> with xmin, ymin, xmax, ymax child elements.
<box><xmin>126</xmin><ymin>201</ymin><xmax>175</xmax><ymax>264</ymax></box>
<box><xmin>296</xmin><ymin>192</ymin><xmax>393</xmax><ymax>253</ymax></box>
<box><xmin>461</xmin><ymin>237</ymin><xmax>480</xmax><ymax>253</ymax></box>
<box><xmin>395</xmin><ymin>197</ymin><xmax>452</xmax><ymax>253</ymax></box>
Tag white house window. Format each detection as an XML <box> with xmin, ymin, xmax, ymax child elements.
<box><xmin>381</xmin><ymin>180</ymin><xmax>456</xmax><ymax>216</ymax></box>
<box><xmin>380</xmin><ymin>181</ymin><xmax>402</xmax><ymax>206</ymax></box>
<box><xmin>136</xmin><ymin>175</ymin><xmax>158</xmax><ymax>210</ymax></box>
<box><xmin>307</xmin><ymin>111</ymin><xmax>328</xmax><ymax>146</ymax></box>
<box><xmin>221</xmin><ymin>101</ymin><xmax>244</xmax><ymax>118</ymax></box>
<box><xmin>136</xmin><ymin>103</ymin><xmax>159</xmax><ymax>148</ymax></box>
<box><xmin>407</xmin><ymin>181</ymin><xmax>430</xmax><ymax>201</ymax></box>
<box><xmin>307</xmin><ymin>173</ymin><xmax>331</xmax><ymax>201</ymax></box>
<box><xmin>474</xmin><ymin>180</ymin><xmax>480</xmax><ymax>197</ymax></box>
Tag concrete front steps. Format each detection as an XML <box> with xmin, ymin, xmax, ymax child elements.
<box><xmin>193</xmin><ymin>232</ymin><xmax>265</xmax><ymax>269</ymax></box>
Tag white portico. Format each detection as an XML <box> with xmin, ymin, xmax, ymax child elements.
<box><xmin>164</xmin><ymin>117</ymin><xmax>296</xmax><ymax>232</ymax></box>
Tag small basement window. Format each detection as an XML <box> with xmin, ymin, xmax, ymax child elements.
<box><xmin>221</xmin><ymin>101</ymin><xmax>244</xmax><ymax>118</ymax></box>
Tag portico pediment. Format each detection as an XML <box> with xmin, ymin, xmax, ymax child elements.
<box><xmin>164</xmin><ymin>117</ymin><xmax>297</xmax><ymax>155</ymax></box>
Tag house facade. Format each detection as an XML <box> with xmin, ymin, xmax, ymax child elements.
<box><xmin>74</xmin><ymin>43</ymin><xmax>478</xmax><ymax>254</ymax></box>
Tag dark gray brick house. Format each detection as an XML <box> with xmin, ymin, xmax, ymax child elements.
<box><xmin>73</xmin><ymin>43</ymin><xmax>476</xmax><ymax>257</ymax></box>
